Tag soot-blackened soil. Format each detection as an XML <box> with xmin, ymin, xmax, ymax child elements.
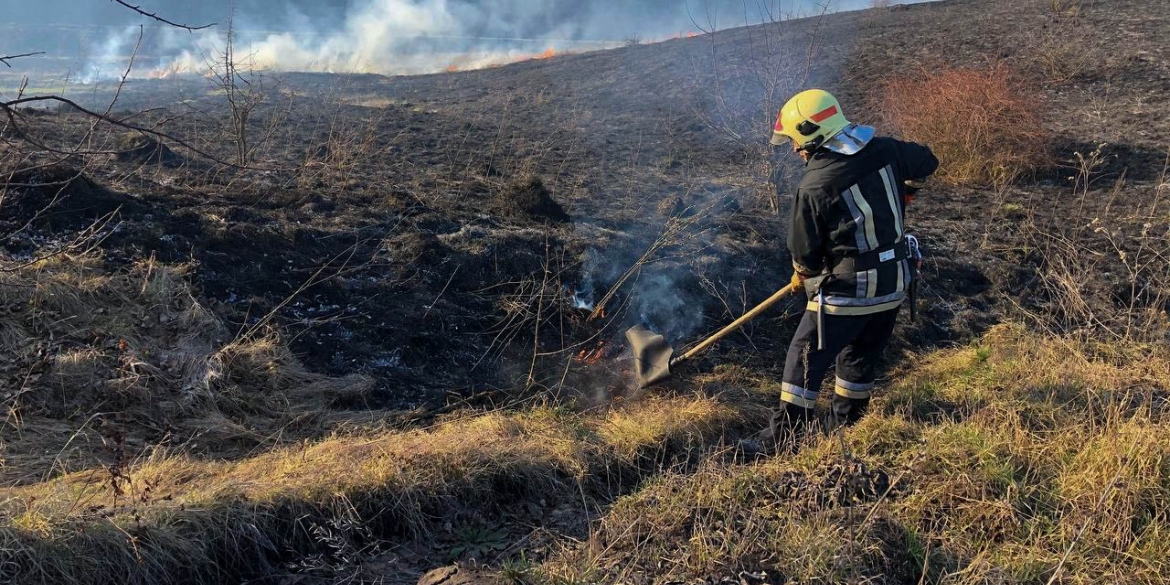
<box><xmin>495</xmin><ymin>177</ymin><xmax>570</xmax><ymax>223</ymax></box>
<box><xmin>4</xmin><ymin>0</ymin><xmax>1166</xmax><ymax>416</ymax></box>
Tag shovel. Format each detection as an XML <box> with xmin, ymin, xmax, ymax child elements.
<box><xmin>625</xmin><ymin>283</ymin><xmax>799</xmax><ymax>389</ymax></box>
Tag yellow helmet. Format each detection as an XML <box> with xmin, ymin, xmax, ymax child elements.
<box><xmin>771</xmin><ymin>89</ymin><xmax>851</xmax><ymax>150</ymax></box>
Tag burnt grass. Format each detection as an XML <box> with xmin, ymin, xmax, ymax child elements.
<box><xmin>1</xmin><ymin>0</ymin><xmax>1169</xmax><ymax>580</ymax></box>
<box><xmin>3</xmin><ymin>0</ymin><xmax>1167</xmax><ymax>426</ymax></box>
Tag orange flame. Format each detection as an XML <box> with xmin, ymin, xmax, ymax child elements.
<box><xmin>576</xmin><ymin>340</ymin><xmax>609</xmax><ymax>365</ymax></box>
<box><xmin>507</xmin><ymin>46</ymin><xmax>561</xmax><ymax>66</ymax></box>
<box><xmin>445</xmin><ymin>64</ymin><xmax>461</xmax><ymax>73</ymax></box>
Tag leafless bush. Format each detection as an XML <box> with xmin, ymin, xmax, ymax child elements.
<box><xmin>880</xmin><ymin>64</ymin><xmax>1051</xmax><ymax>188</ymax></box>
<box><xmin>1021</xmin><ymin>146</ymin><xmax>1170</xmax><ymax>342</ymax></box>
<box><xmin>205</xmin><ymin>15</ymin><xmax>290</xmax><ymax>168</ymax></box>
<box><xmin>689</xmin><ymin>2</ymin><xmax>827</xmax><ymax>145</ymax></box>
<box><xmin>1026</xmin><ymin>9</ymin><xmax>1108</xmax><ymax>84</ymax></box>
<box><xmin>687</xmin><ymin>2</ymin><xmax>830</xmax><ymax>212</ymax></box>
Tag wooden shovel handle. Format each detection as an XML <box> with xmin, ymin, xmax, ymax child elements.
<box><xmin>676</xmin><ymin>283</ymin><xmax>799</xmax><ymax>363</ymax></box>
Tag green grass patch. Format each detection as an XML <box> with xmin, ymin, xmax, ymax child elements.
<box><xmin>538</xmin><ymin>325</ymin><xmax>1170</xmax><ymax>583</ymax></box>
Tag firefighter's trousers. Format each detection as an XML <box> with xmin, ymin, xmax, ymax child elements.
<box><xmin>779</xmin><ymin>305</ymin><xmax>901</xmax><ymax>427</ymax></box>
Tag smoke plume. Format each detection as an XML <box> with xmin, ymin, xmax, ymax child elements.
<box><xmin>1</xmin><ymin>0</ymin><xmax>928</xmax><ymax>81</ymax></box>
<box><xmin>78</xmin><ymin>26</ymin><xmax>144</xmax><ymax>84</ymax></box>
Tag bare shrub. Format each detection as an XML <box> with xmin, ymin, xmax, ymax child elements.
<box><xmin>1026</xmin><ymin>9</ymin><xmax>1108</xmax><ymax>84</ymax></box>
<box><xmin>1021</xmin><ymin>146</ymin><xmax>1170</xmax><ymax>342</ymax></box>
<box><xmin>879</xmin><ymin>64</ymin><xmax>1050</xmax><ymax>188</ymax></box>
<box><xmin>687</xmin><ymin>3</ymin><xmax>830</xmax><ymax>212</ymax></box>
<box><xmin>205</xmin><ymin>14</ymin><xmax>290</xmax><ymax>168</ymax></box>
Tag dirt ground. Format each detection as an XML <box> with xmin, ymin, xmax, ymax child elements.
<box><xmin>1</xmin><ymin>0</ymin><xmax>1168</xmax><ymax>581</ymax></box>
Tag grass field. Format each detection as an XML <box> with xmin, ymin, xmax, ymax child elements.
<box><xmin>2</xmin><ymin>0</ymin><xmax>1169</xmax><ymax>582</ymax></box>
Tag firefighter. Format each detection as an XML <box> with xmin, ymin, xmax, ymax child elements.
<box><xmin>768</xmin><ymin>89</ymin><xmax>938</xmax><ymax>437</ymax></box>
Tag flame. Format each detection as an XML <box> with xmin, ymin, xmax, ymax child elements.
<box><xmin>445</xmin><ymin>64</ymin><xmax>461</xmax><ymax>73</ymax></box>
<box><xmin>140</xmin><ymin>64</ymin><xmax>182</xmax><ymax>80</ymax></box>
<box><xmin>512</xmin><ymin>47</ymin><xmax>559</xmax><ymax>63</ymax></box>
<box><xmin>576</xmin><ymin>340</ymin><xmax>609</xmax><ymax>365</ymax></box>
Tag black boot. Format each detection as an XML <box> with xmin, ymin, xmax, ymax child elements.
<box><xmin>829</xmin><ymin>394</ymin><xmax>870</xmax><ymax>430</ymax></box>
<box><xmin>750</xmin><ymin>403</ymin><xmax>814</xmax><ymax>454</ymax></box>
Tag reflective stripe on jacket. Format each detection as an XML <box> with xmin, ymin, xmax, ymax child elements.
<box><xmin>786</xmin><ymin>136</ymin><xmax>938</xmax><ymax>316</ymax></box>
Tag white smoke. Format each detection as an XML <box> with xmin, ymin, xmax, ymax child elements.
<box><xmin>155</xmin><ymin>0</ymin><xmax>634</xmax><ymax>77</ymax></box>
<box><xmin>77</xmin><ymin>25</ymin><xmax>143</xmax><ymax>84</ymax></box>
<box><xmin>65</xmin><ymin>0</ymin><xmax>930</xmax><ymax>81</ymax></box>
<box><xmin>631</xmin><ymin>272</ymin><xmax>705</xmax><ymax>343</ymax></box>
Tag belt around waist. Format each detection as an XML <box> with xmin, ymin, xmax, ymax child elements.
<box><xmin>830</xmin><ymin>239</ymin><xmax>910</xmax><ymax>274</ymax></box>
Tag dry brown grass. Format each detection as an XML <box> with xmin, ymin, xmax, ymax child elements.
<box><xmin>0</xmin><ymin>394</ymin><xmax>742</xmax><ymax>584</ymax></box>
<box><xmin>1013</xmin><ymin>147</ymin><xmax>1170</xmax><ymax>342</ymax></box>
<box><xmin>538</xmin><ymin>325</ymin><xmax>1170</xmax><ymax>583</ymax></box>
<box><xmin>1046</xmin><ymin>0</ymin><xmax>1083</xmax><ymax>16</ymax></box>
<box><xmin>880</xmin><ymin>64</ymin><xmax>1051</xmax><ymax>188</ymax></box>
<box><xmin>0</xmin><ymin>253</ymin><xmax>371</xmax><ymax>486</ymax></box>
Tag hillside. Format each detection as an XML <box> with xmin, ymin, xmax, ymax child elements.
<box><xmin>1</xmin><ymin>0</ymin><xmax>1168</xmax><ymax>583</ymax></box>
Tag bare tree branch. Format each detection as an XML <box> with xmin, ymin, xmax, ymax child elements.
<box><xmin>1</xmin><ymin>95</ymin><xmax>251</xmax><ymax>169</ymax></box>
<box><xmin>0</xmin><ymin>52</ymin><xmax>46</xmax><ymax>68</ymax></box>
<box><xmin>110</xmin><ymin>0</ymin><xmax>216</xmax><ymax>31</ymax></box>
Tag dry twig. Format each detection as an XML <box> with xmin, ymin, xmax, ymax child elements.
<box><xmin>110</xmin><ymin>0</ymin><xmax>215</xmax><ymax>31</ymax></box>
<box><xmin>0</xmin><ymin>52</ymin><xmax>45</xmax><ymax>68</ymax></box>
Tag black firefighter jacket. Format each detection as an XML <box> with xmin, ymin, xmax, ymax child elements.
<box><xmin>787</xmin><ymin>136</ymin><xmax>939</xmax><ymax>316</ymax></box>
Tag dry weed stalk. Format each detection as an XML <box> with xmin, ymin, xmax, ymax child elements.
<box><xmin>475</xmin><ymin>237</ymin><xmax>579</xmax><ymax>376</ymax></box>
<box><xmin>589</xmin><ymin>201</ymin><xmax>714</xmax><ymax>321</ymax></box>
<box><xmin>1022</xmin><ymin>145</ymin><xmax>1170</xmax><ymax>341</ymax></box>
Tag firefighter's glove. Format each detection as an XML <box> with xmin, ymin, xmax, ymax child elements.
<box><xmin>904</xmin><ymin>178</ymin><xmax>928</xmax><ymax>196</ymax></box>
<box><xmin>790</xmin><ymin>270</ymin><xmax>810</xmax><ymax>290</ymax></box>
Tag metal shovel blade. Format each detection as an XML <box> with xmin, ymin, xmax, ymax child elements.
<box><xmin>625</xmin><ymin>323</ymin><xmax>675</xmax><ymax>389</ymax></box>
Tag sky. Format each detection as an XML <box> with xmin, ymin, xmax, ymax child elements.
<box><xmin>1</xmin><ymin>0</ymin><xmax>912</xmax><ymax>78</ymax></box>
